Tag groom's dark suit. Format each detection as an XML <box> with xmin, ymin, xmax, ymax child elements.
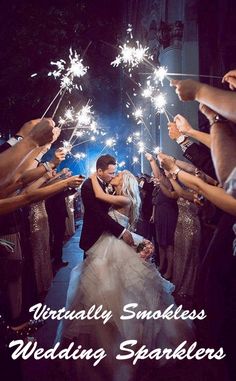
<box><xmin>79</xmin><ymin>178</ymin><xmax>124</xmax><ymax>252</ymax></box>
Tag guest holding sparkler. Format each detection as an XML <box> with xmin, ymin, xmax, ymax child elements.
<box><xmin>145</xmin><ymin>152</ymin><xmax>178</xmax><ymax>279</ymax></box>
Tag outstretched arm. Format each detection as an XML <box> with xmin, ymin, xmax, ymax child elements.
<box><xmin>0</xmin><ymin>176</ymin><xmax>83</xmax><ymax>215</ymax></box>
<box><xmin>145</xmin><ymin>153</ymin><xmax>162</xmax><ymax>179</ymax></box>
<box><xmin>169</xmin><ymin>178</ymin><xmax>195</xmax><ymax>202</ymax></box>
<box><xmin>171</xmin><ymin>79</ymin><xmax>236</xmax><ymax>124</ymax></box>
<box><xmin>159</xmin><ymin>154</ymin><xmax>236</xmax><ymax>216</ymax></box>
<box><xmin>91</xmin><ymin>174</ymin><xmax>130</xmax><ymax>207</ymax></box>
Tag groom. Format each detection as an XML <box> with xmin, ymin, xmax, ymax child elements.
<box><xmin>80</xmin><ymin>154</ymin><xmax>134</xmax><ymax>255</ymax></box>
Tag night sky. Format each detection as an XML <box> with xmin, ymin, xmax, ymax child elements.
<box><xmin>0</xmin><ymin>0</ymin><xmax>125</xmax><ymax>136</ymax></box>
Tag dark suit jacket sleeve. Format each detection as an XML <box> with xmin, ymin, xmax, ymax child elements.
<box><xmin>81</xmin><ymin>180</ymin><xmax>124</xmax><ymax>237</ymax></box>
<box><xmin>183</xmin><ymin>143</ymin><xmax>217</xmax><ymax>180</ymax></box>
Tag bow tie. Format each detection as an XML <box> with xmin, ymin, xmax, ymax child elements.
<box><xmin>105</xmin><ymin>184</ymin><xmax>114</xmax><ymax>194</ymax></box>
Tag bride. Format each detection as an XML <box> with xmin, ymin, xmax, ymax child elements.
<box><xmin>56</xmin><ymin>170</ymin><xmax>194</xmax><ymax>381</ymax></box>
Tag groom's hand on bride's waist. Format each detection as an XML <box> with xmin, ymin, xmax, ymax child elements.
<box><xmin>121</xmin><ymin>230</ymin><xmax>134</xmax><ymax>246</ymax></box>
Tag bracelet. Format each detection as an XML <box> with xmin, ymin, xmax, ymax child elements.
<box><xmin>209</xmin><ymin>115</ymin><xmax>228</xmax><ymax>127</ymax></box>
<box><xmin>41</xmin><ymin>161</ymin><xmax>51</xmax><ymax>172</ymax></box>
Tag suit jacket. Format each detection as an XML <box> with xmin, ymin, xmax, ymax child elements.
<box><xmin>183</xmin><ymin>143</ymin><xmax>217</xmax><ymax>180</ymax></box>
<box><xmin>79</xmin><ymin>178</ymin><xmax>124</xmax><ymax>251</ymax></box>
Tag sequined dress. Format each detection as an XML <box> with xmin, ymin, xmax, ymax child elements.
<box><xmin>172</xmin><ymin>198</ymin><xmax>201</xmax><ymax>298</ymax></box>
<box><xmin>28</xmin><ymin>201</ymin><xmax>53</xmax><ymax>298</ymax></box>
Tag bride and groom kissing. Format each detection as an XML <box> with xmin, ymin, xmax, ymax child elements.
<box><xmin>55</xmin><ymin>154</ymin><xmax>194</xmax><ymax>380</ymax></box>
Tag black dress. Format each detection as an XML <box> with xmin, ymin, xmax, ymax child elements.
<box><xmin>154</xmin><ymin>188</ymin><xmax>178</xmax><ymax>248</ymax></box>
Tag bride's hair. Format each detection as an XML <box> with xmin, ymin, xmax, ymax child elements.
<box><xmin>120</xmin><ymin>170</ymin><xmax>141</xmax><ymax>228</ymax></box>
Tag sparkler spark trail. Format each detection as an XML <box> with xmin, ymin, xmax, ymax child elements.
<box><xmin>48</xmin><ymin>48</ymin><xmax>89</xmax><ymax>91</ymax></box>
<box><xmin>126</xmin><ymin>92</ymin><xmax>153</xmax><ymax>140</ymax></box>
<box><xmin>41</xmin><ymin>48</ymin><xmax>89</xmax><ymax>119</ymax></box>
<box><xmin>151</xmin><ymin>93</ymin><xmax>171</xmax><ymax>122</ymax></box>
<box><xmin>167</xmin><ymin>72</ymin><xmax>223</xmax><ymax>79</ymax></box>
<box><xmin>111</xmin><ymin>25</ymin><xmax>151</xmax><ymax>71</ymax></box>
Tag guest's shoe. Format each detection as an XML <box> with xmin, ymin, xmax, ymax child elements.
<box><xmin>1</xmin><ymin>317</ymin><xmax>45</xmax><ymax>345</ymax></box>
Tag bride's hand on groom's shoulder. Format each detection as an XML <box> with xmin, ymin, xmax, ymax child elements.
<box><xmin>89</xmin><ymin>173</ymin><xmax>97</xmax><ymax>179</ymax></box>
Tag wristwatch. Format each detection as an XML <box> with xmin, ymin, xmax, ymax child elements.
<box><xmin>171</xmin><ymin>167</ymin><xmax>182</xmax><ymax>180</ymax></box>
<box><xmin>7</xmin><ymin>135</ymin><xmax>23</xmax><ymax>146</ymax></box>
<box><xmin>209</xmin><ymin>115</ymin><xmax>228</xmax><ymax>127</ymax></box>
<box><xmin>176</xmin><ymin>135</ymin><xmax>187</xmax><ymax>144</ymax></box>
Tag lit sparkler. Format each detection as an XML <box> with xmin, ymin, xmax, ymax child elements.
<box><xmin>41</xmin><ymin>49</ymin><xmax>89</xmax><ymax>118</ymax></box>
<box><xmin>111</xmin><ymin>25</ymin><xmax>151</xmax><ymax>71</ymax></box>
<box><xmin>73</xmin><ymin>152</ymin><xmax>87</xmax><ymax>160</ymax></box>
<box><xmin>153</xmin><ymin>146</ymin><xmax>161</xmax><ymax>154</ymax></box>
<box><xmin>118</xmin><ymin>161</ymin><xmax>126</xmax><ymax>168</ymax></box>
<box><xmin>152</xmin><ymin>93</ymin><xmax>170</xmax><ymax>122</ymax></box>
<box><xmin>48</xmin><ymin>48</ymin><xmax>88</xmax><ymax>91</ymax></box>
<box><xmin>132</xmin><ymin>156</ymin><xmax>139</xmax><ymax>164</ymax></box>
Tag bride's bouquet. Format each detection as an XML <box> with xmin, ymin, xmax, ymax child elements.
<box><xmin>131</xmin><ymin>232</ymin><xmax>154</xmax><ymax>261</ymax></box>
<box><xmin>136</xmin><ymin>239</ymin><xmax>154</xmax><ymax>260</ymax></box>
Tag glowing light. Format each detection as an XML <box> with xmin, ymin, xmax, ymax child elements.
<box><xmin>111</xmin><ymin>41</ymin><xmax>150</xmax><ymax>69</ymax></box>
<box><xmin>153</xmin><ymin>146</ymin><xmax>161</xmax><ymax>154</ymax></box>
<box><xmin>152</xmin><ymin>93</ymin><xmax>167</xmax><ymax>113</ymax></box>
<box><xmin>64</xmin><ymin>108</ymin><xmax>74</xmax><ymax>121</ymax></box>
<box><xmin>126</xmin><ymin>24</ymin><xmax>133</xmax><ymax>38</ymax></box>
<box><xmin>132</xmin><ymin>156</ymin><xmax>139</xmax><ymax>164</ymax></box>
<box><xmin>133</xmin><ymin>108</ymin><xmax>143</xmax><ymax>120</ymax></box>
<box><xmin>48</xmin><ymin>48</ymin><xmax>88</xmax><ymax>91</ymax></box>
<box><xmin>142</xmin><ymin>87</ymin><xmax>153</xmax><ymax>98</ymax></box>
<box><xmin>154</xmin><ymin>67</ymin><xmax>168</xmax><ymax>84</ymax></box>
<box><xmin>75</xmin><ymin>131</ymin><xmax>84</xmax><ymax>137</ymax></box>
<box><xmin>118</xmin><ymin>161</ymin><xmax>126</xmax><ymax>168</ymax></box>
<box><xmin>106</xmin><ymin>138</ymin><xmax>116</xmax><ymax>147</ymax></box>
<box><xmin>62</xmin><ymin>141</ymin><xmax>72</xmax><ymax>153</ymax></box>
<box><xmin>137</xmin><ymin>141</ymin><xmax>145</xmax><ymax>153</ymax></box>
<box><xmin>76</xmin><ymin>104</ymin><xmax>93</xmax><ymax>127</ymax></box>
<box><xmin>74</xmin><ymin>152</ymin><xmax>86</xmax><ymax>160</ymax></box>
<box><xmin>91</xmin><ymin>136</ymin><xmax>96</xmax><ymax>141</ymax></box>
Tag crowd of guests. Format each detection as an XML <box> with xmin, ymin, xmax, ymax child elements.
<box><xmin>0</xmin><ymin>118</ymin><xmax>83</xmax><ymax>354</ymax></box>
<box><xmin>0</xmin><ymin>70</ymin><xmax>236</xmax><ymax>381</ymax></box>
<box><xmin>136</xmin><ymin>70</ymin><xmax>236</xmax><ymax>380</ymax></box>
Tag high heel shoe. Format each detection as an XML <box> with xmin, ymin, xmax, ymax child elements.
<box><xmin>0</xmin><ymin>315</ymin><xmax>45</xmax><ymax>346</ymax></box>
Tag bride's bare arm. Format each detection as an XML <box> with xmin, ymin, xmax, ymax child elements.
<box><xmin>91</xmin><ymin>174</ymin><xmax>130</xmax><ymax>207</ymax></box>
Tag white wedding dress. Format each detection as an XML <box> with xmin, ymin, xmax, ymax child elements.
<box><xmin>56</xmin><ymin>209</ymin><xmax>194</xmax><ymax>380</ymax></box>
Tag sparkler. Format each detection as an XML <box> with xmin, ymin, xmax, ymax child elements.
<box><xmin>41</xmin><ymin>48</ymin><xmax>89</xmax><ymax>118</ymax></box>
<box><xmin>152</xmin><ymin>93</ymin><xmax>171</xmax><ymax>122</ymax></box>
<box><xmin>132</xmin><ymin>156</ymin><xmax>139</xmax><ymax>164</ymax></box>
<box><xmin>118</xmin><ymin>161</ymin><xmax>126</xmax><ymax>168</ymax></box>
<box><xmin>153</xmin><ymin>67</ymin><xmax>171</xmax><ymax>84</ymax></box>
<box><xmin>153</xmin><ymin>146</ymin><xmax>161</xmax><ymax>155</ymax></box>
<box><xmin>111</xmin><ymin>25</ymin><xmax>151</xmax><ymax>71</ymax></box>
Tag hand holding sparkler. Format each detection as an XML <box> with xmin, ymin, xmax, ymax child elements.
<box><xmin>17</xmin><ymin>119</ymin><xmax>41</xmax><ymax>138</ymax></box>
<box><xmin>66</xmin><ymin>175</ymin><xmax>85</xmax><ymax>189</ymax></box>
<box><xmin>222</xmin><ymin>69</ymin><xmax>236</xmax><ymax>90</ymax></box>
<box><xmin>28</xmin><ymin>118</ymin><xmax>57</xmax><ymax>147</ymax></box>
<box><xmin>171</xmin><ymin>79</ymin><xmax>202</xmax><ymax>101</ymax></box>
<box><xmin>50</xmin><ymin>148</ymin><xmax>67</xmax><ymax>169</ymax></box>
<box><xmin>145</xmin><ymin>152</ymin><xmax>155</xmax><ymax>162</ymax></box>
<box><xmin>167</xmin><ymin>121</ymin><xmax>184</xmax><ymax>141</ymax></box>
<box><xmin>157</xmin><ymin>153</ymin><xmax>177</xmax><ymax>173</ymax></box>
<box><xmin>173</xmin><ymin>114</ymin><xmax>194</xmax><ymax>136</ymax></box>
